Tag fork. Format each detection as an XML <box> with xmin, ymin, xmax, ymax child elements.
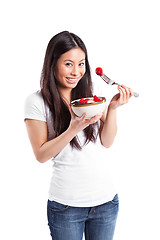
<box><xmin>101</xmin><ymin>74</ymin><xmax>139</xmax><ymax>97</ymax></box>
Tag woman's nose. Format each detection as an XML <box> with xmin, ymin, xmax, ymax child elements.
<box><xmin>71</xmin><ymin>66</ymin><xmax>79</xmax><ymax>76</ymax></box>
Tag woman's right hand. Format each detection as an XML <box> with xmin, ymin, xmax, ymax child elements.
<box><xmin>25</xmin><ymin>108</ymin><xmax>102</xmax><ymax>163</ymax></box>
<box><xmin>68</xmin><ymin>106</ymin><xmax>102</xmax><ymax>134</ymax></box>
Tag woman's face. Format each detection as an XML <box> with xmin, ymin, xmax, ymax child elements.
<box><xmin>54</xmin><ymin>47</ymin><xmax>86</xmax><ymax>91</ymax></box>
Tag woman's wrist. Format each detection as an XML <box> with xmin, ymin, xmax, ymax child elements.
<box><xmin>108</xmin><ymin>103</ymin><xmax>117</xmax><ymax>112</ymax></box>
<box><xmin>67</xmin><ymin>124</ymin><xmax>79</xmax><ymax>137</ymax></box>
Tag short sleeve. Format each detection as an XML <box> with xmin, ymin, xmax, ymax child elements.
<box><xmin>24</xmin><ymin>90</ymin><xmax>46</xmax><ymax>122</ymax></box>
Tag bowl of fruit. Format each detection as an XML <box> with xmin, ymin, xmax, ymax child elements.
<box><xmin>71</xmin><ymin>95</ymin><xmax>106</xmax><ymax>119</ymax></box>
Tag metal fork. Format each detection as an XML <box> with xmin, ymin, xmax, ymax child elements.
<box><xmin>101</xmin><ymin>74</ymin><xmax>139</xmax><ymax>97</ymax></box>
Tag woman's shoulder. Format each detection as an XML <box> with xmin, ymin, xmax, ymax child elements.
<box><xmin>25</xmin><ymin>90</ymin><xmax>44</xmax><ymax>103</ymax></box>
<box><xmin>24</xmin><ymin>90</ymin><xmax>46</xmax><ymax>121</ymax></box>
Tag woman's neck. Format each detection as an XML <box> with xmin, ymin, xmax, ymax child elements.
<box><xmin>58</xmin><ymin>87</ymin><xmax>72</xmax><ymax>106</ymax></box>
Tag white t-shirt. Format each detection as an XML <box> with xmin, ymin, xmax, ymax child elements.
<box><xmin>24</xmin><ymin>84</ymin><xmax>117</xmax><ymax>207</ymax></box>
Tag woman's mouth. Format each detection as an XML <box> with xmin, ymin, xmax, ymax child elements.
<box><xmin>66</xmin><ymin>77</ymin><xmax>80</xmax><ymax>84</ymax></box>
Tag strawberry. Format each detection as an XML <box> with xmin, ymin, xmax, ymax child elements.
<box><xmin>84</xmin><ymin>98</ymin><xmax>90</xmax><ymax>103</ymax></box>
<box><xmin>79</xmin><ymin>98</ymin><xmax>90</xmax><ymax>104</ymax></box>
<box><xmin>94</xmin><ymin>95</ymin><xmax>101</xmax><ymax>102</ymax></box>
<box><xmin>79</xmin><ymin>98</ymin><xmax>85</xmax><ymax>103</ymax></box>
<box><xmin>95</xmin><ymin>67</ymin><xmax>103</xmax><ymax>76</ymax></box>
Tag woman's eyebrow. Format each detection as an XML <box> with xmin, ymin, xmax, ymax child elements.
<box><xmin>64</xmin><ymin>59</ymin><xmax>85</xmax><ymax>62</ymax></box>
<box><xmin>79</xmin><ymin>59</ymin><xmax>85</xmax><ymax>62</ymax></box>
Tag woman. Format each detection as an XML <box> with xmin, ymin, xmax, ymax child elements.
<box><xmin>24</xmin><ymin>31</ymin><xmax>133</xmax><ymax>240</ymax></box>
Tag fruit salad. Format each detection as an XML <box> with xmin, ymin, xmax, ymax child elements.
<box><xmin>72</xmin><ymin>95</ymin><xmax>101</xmax><ymax>105</ymax></box>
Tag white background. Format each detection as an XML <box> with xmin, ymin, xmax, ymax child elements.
<box><xmin>0</xmin><ymin>0</ymin><xmax>160</xmax><ymax>239</ymax></box>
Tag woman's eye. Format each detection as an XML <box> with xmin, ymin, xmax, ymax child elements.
<box><xmin>65</xmin><ymin>62</ymin><xmax>85</xmax><ymax>67</ymax></box>
<box><xmin>79</xmin><ymin>62</ymin><xmax>85</xmax><ymax>66</ymax></box>
<box><xmin>65</xmin><ymin>62</ymin><xmax>72</xmax><ymax>66</ymax></box>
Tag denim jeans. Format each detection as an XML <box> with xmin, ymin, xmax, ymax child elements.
<box><xmin>47</xmin><ymin>194</ymin><xmax>119</xmax><ymax>240</ymax></box>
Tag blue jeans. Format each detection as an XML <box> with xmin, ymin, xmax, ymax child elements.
<box><xmin>47</xmin><ymin>194</ymin><xmax>119</xmax><ymax>240</ymax></box>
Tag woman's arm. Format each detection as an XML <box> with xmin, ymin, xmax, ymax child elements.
<box><xmin>25</xmin><ymin>111</ymin><xmax>102</xmax><ymax>163</ymax></box>
<box><xmin>100</xmin><ymin>85</ymin><xmax>133</xmax><ymax>148</ymax></box>
<box><xmin>100</xmin><ymin>107</ymin><xmax>117</xmax><ymax>148</ymax></box>
<box><xmin>25</xmin><ymin>119</ymin><xmax>77</xmax><ymax>163</ymax></box>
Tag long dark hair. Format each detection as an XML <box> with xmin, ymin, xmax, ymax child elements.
<box><xmin>40</xmin><ymin>31</ymin><xmax>99</xmax><ymax>149</ymax></box>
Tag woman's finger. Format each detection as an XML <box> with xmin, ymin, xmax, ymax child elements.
<box><xmin>122</xmin><ymin>85</ymin><xmax>130</xmax><ymax>102</ymax></box>
<box><xmin>80</xmin><ymin>112</ymin><xmax>87</xmax><ymax>121</ymax></box>
<box><xmin>118</xmin><ymin>86</ymin><xmax>125</xmax><ymax>103</ymax></box>
<box><xmin>88</xmin><ymin>113</ymin><xmax>102</xmax><ymax>124</ymax></box>
<box><xmin>129</xmin><ymin>87</ymin><xmax>134</xmax><ymax>97</ymax></box>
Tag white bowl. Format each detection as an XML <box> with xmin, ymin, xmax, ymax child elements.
<box><xmin>71</xmin><ymin>97</ymin><xmax>106</xmax><ymax>119</ymax></box>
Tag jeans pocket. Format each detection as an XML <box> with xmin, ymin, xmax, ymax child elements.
<box><xmin>111</xmin><ymin>194</ymin><xmax>119</xmax><ymax>205</ymax></box>
<box><xmin>48</xmin><ymin>200</ymin><xmax>70</xmax><ymax>212</ymax></box>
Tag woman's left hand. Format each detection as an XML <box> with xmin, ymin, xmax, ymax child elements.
<box><xmin>109</xmin><ymin>85</ymin><xmax>133</xmax><ymax>110</ymax></box>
